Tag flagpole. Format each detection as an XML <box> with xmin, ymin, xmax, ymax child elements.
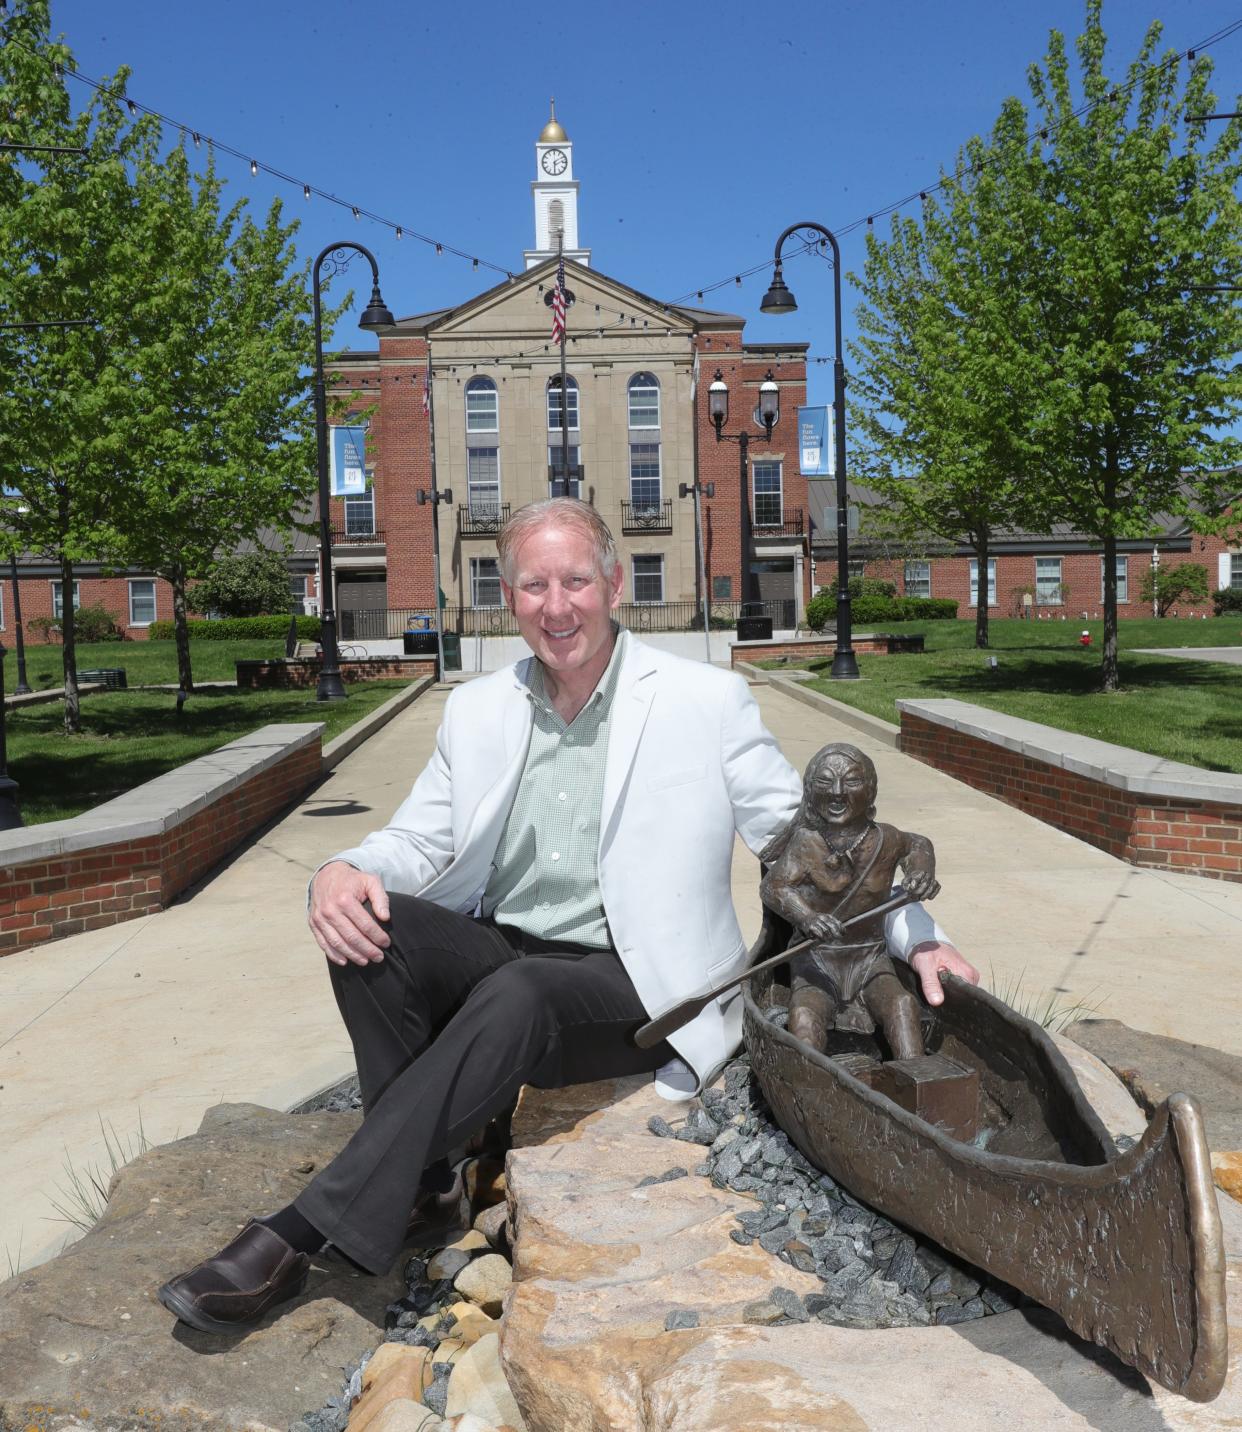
<box><xmin>558</xmin><ymin>236</ymin><xmax>570</xmax><ymax>495</ymax></box>
<box><xmin>426</xmin><ymin>354</ymin><xmax>446</xmax><ymax>679</ymax></box>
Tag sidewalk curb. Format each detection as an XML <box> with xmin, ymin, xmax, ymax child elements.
<box><xmin>765</xmin><ymin>672</ymin><xmax>901</xmax><ymax>748</ymax></box>
<box><xmin>321</xmin><ymin>676</ymin><xmax>435</xmax><ymax>772</ymax></box>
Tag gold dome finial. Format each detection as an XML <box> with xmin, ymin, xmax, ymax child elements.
<box><xmin>539</xmin><ymin>98</ymin><xmax>568</xmax><ymax>144</ymax></box>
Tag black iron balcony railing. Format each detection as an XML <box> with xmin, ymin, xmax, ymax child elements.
<box><xmin>620</xmin><ymin>499</ymin><xmax>673</xmax><ymax>534</ymax></box>
<box><xmin>330</xmin><ymin>524</ymin><xmax>384</xmax><ymax>545</ymax></box>
<box><xmin>458</xmin><ymin>502</ymin><xmax>510</xmax><ymax>537</ymax></box>
<box><xmin>752</xmin><ymin>506</ymin><xmax>805</xmax><ymax>538</ymax></box>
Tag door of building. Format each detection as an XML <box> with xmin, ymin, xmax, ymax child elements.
<box><xmin>338</xmin><ymin>573</ymin><xmax>389</xmax><ymax>639</ymax></box>
<box><xmin>750</xmin><ymin>559</ymin><xmax>796</xmax><ymax>627</ymax></box>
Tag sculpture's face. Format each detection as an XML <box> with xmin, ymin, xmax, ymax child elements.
<box><xmin>808</xmin><ymin>754</ymin><xmax>873</xmax><ymax>826</ymax></box>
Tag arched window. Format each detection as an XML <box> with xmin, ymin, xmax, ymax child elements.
<box><xmin>548</xmin><ymin>198</ymin><xmax>565</xmax><ymax>244</ymax></box>
<box><xmin>465</xmin><ymin>376</ymin><xmax>498</xmax><ymax>433</ymax></box>
<box><xmin>628</xmin><ymin>372</ymin><xmax>660</xmax><ymax>429</ymax></box>
<box><xmin>547</xmin><ymin>374</ymin><xmax>579</xmax><ymax>431</ymax></box>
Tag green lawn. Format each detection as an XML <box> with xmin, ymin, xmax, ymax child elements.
<box><xmin>781</xmin><ymin>617</ymin><xmax>1242</xmax><ymax>775</ymax></box>
<box><xmin>8</xmin><ymin>678</ymin><xmax>411</xmax><ymax>824</ymax></box>
<box><xmin>7</xmin><ymin>637</ymin><xmax>296</xmax><ymax>689</ymax></box>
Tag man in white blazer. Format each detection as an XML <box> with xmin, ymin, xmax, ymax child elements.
<box><xmin>159</xmin><ymin>499</ymin><xmax>975</xmax><ymax>1334</ymax></box>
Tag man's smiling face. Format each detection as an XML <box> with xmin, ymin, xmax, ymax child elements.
<box><xmin>501</xmin><ymin>521</ymin><xmax>623</xmax><ymax>678</ymax></box>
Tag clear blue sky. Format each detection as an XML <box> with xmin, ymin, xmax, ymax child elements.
<box><xmin>46</xmin><ymin>0</ymin><xmax>1242</xmax><ymax>405</ymax></box>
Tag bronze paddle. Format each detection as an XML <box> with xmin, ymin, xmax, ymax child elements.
<box><xmin>633</xmin><ymin>886</ymin><xmax>919</xmax><ymax>1050</ymax></box>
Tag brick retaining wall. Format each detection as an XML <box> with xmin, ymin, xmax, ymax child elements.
<box><xmin>0</xmin><ymin>726</ymin><xmax>322</xmax><ymax>954</ymax></box>
<box><xmin>236</xmin><ymin>656</ymin><xmax>437</xmax><ymax>689</ymax></box>
<box><xmin>899</xmin><ymin>701</ymin><xmax>1242</xmax><ymax>883</ymax></box>
<box><xmin>730</xmin><ymin>634</ymin><xmax>922</xmax><ymax>667</ymax></box>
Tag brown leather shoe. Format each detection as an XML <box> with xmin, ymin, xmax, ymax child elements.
<box><xmin>157</xmin><ymin>1220</ymin><xmax>310</xmax><ymax>1334</ymax></box>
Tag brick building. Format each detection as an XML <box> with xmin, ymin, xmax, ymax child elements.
<box><xmin>320</xmin><ymin>105</ymin><xmax>813</xmax><ymax>637</ymax></box>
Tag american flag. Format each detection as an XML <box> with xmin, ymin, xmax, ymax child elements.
<box><xmin>422</xmin><ymin>369</ymin><xmax>430</xmax><ymax>417</ymax></box>
<box><xmin>551</xmin><ymin>252</ymin><xmax>566</xmax><ymax>346</ymax></box>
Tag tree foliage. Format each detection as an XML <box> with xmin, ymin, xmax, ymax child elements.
<box><xmin>1137</xmin><ymin>560</ymin><xmax>1210</xmax><ymax>616</ymax></box>
<box><xmin>849</xmin><ymin>0</ymin><xmax>1242</xmax><ymax>684</ymax></box>
<box><xmin>188</xmin><ymin>551</ymin><xmax>295</xmax><ymax>618</ymax></box>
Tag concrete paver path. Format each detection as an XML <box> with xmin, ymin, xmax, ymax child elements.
<box><xmin>3</xmin><ymin>677</ymin><xmax>1241</xmax><ymax>1274</ymax></box>
<box><xmin>1134</xmin><ymin>645</ymin><xmax>1242</xmax><ymax>665</ymax></box>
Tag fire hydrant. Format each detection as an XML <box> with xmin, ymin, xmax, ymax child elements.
<box><xmin>1079</xmin><ymin>630</ymin><xmax>1092</xmax><ymax>648</ymax></box>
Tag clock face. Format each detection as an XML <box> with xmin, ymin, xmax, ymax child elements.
<box><xmin>541</xmin><ymin>148</ymin><xmax>568</xmax><ymax>176</ymax></box>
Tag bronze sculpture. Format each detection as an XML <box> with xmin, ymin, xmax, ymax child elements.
<box><xmin>759</xmin><ymin>743</ymin><xmax>940</xmax><ymax>1059</ymax></box>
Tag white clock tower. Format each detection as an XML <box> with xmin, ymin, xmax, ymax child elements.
<box><xmin>524</xmin><ymin>100</ymin><xmax>591</xmax><ymax>270</ymax></box>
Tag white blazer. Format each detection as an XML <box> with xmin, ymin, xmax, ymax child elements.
<box><xmin>329</xmin><ymin>636</ymin><xmax>946</xmax><ymax>1093</ymax></box>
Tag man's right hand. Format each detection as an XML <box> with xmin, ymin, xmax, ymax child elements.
<box><xmin>308</xmin><ymin>862</ymin><xmax>391</xmax><ymax>967</ymax></box>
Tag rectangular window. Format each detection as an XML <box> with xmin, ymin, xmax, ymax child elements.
<box><xmin>1102</xmin><ymin>555</ymin><xmax>1128</xmax><ymax>604</ymax></box>
<box><xmin>288</xmin><ymin>575</ymin><xmax>308</xmax><ymax>615</ymax></box>
<box><xmin>1232</xmin><ymin>553</ymin><xmax>1242</xmax><ymax>589</ymax></box>
<box><xmin>904</xmin><ymin>561</ymin><xmax>931</xmax><ymax>598</ymax></box>
<box><xmin>465</xmin><ymin>384</ymin><xmax>498</xmax><ymax>432</ymax></box>
<box><xmin>629</xmin><ymin>442</ymin><xmax>661</xmax><ymax>509</ymax></box>
<box><xmin>848</xmin><ymin>560</ymin><xmax>867</xmax><ymax>580</ymax></box>
<box><xmin>1035</xmin><ymin>557</ymin><xmax>1062</xmax><ymax>605</ymax></box>
<box><xmin>470</xmin><ymin>557</ymin><xmax>502</xmax><ymax>608</ymax></box>
<box><xmin>752</xmin><ymin>460</ymin><xmax>783</xmax><ymax>527</ymax></box>
<box><xmin>822</xmin><ymin>506</ymin><xmax>861</xmax><ymax>536</ymax></box>
<box><xmin>128</xmin><ymin>579</ymin><xmax>156</xmax><ymax>627</ymax></box>
<box><xmin>344</xmin><ymin>491</ymin><xmax>375</xmax><ymax>536</ymax></box>
<box><xmin>52</xmin><ymin>580</ymin><xmax>81</xmax><ymax>620</ymax></box>
<box><xmin>547</xmin><ymin>381</ymin><xmax>579</xmax><ymax>431</ymax></box>
<box><xmin>467</xmin><ymin>446</ymin><xmax>500</xmax><ymax>513</ymax></box>
<box><xmin>712</xmin><ymin>574</ymin><xmax>732</xmax><ymax>601</ymax></box>
<box><xmin>628</xmin><ymin>379</ymin><xmax>660</xmax><ymax>429</ymax></box>
<box><xmin>548</xmin><ymin>443</ymin><xmax>580</xmax><ymax>499</ymax></box>
<box><xmin>632</xmin><ymin>554</ymin><xmax>664</xmax><ymax>604</ymax></box>
<box><xmin>969</xmin><ymin>559</ymin><xmax>997</xmax><ymax>608</ymax></box>
<box><xmin>0</xmin><ymin>582</ymin><xmax>5</xmax><ymax>629</ymax></box>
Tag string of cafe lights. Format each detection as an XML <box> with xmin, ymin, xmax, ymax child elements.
<box><xmin>662</xmin><ymin>15</ymin><xmax>1242</xmax><ymax>309</ymax></box>
<box><xmin>4</xmin><ymin>11</ymin><xmax>1240</xmax><ymax>325</ymax></box>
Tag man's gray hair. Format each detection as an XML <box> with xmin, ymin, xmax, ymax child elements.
<box><xmin>496</xmin><ymin>498</ymin><xmax>619</xmax><ymax>584</ymax></box>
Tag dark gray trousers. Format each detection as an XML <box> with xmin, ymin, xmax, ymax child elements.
<box><xmin>294</xmin><ymin>892</ymin><xmax>671</xmax><ymax>1274</ymax></box>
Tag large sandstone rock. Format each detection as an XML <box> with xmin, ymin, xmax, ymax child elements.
<box><xmin>499</xmin><ymin>1061</ymin><xmax>1242</xmax><ymax>1430</ymax></box>
<box><xmin>0</xmin><ymin>1102</ymin><xmax>407</xmax><ymax>1432</ymax></box>
<box><xmin>1065</xmin><ymin>1016</ymin><xmax>1242</xmax><ymax>1149</ymax></box>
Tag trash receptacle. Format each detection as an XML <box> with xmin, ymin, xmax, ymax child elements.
<box><xmin>441</xmin><ymin>632</ymin><xmax>462</xmax><ymax>671</ymax></box>
<box><xmin>736</xmin><ymin>604</ymin><xmax>773</xmax><ymax>642</ymax></box>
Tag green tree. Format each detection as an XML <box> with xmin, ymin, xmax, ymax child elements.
<box><xmin>97</xmin><ymin>140</ymin><xmax>332</xmax><ymax>692</ymax></box>
<box><xmin>1019</xmin><ymin>4</ymin><xmax>1242</xmax><ymax>689</ymax></box>
<box><xmin>1137</xmin><ymin>560</ymin><xmax>1210</xmax><ymax>617</ymax></box>
<box><xmin>0</xmin><ymin>0</ymin><xmax>167</xmax><ymax>731</ymax></box>
<box><xmin>188</xmin><ymin>550</ymin><xmax>295</xmax><ymax>619</ymax></box>
<box><xmin>850</xmin><ymin>103</ymin><xmax>1055</xmax><ymax>649</ymax></box>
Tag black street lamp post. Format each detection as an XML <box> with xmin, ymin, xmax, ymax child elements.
<box><xmin>311</xmin><ymin>242</ymin><xmax>395</xmax><ymax>702</ymax></box>
<box><xmin>0</xmin><ymin>643</ymin><xmax>20</xmax><ymax>829</ymax></box>
<box><xmin>707</xmin><ymin>368</ymin><xmax>779</xmax><ymax>610</ymax></box>
<box><xmin>7</xmin><ymin>551</ymin><xmax>30</xmax><ymax>695</ymax></box>
<box><xmin>761</xmin><ymin>222</ymin><xmax>859</xmax><ymax>679</ymax></box>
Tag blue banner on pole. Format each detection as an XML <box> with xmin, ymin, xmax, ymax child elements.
<box><xmin>330</xmin><ymin>425</ymin><xmax>368</xmax><ymax>495</ymax></box>
<box><xmin>797</xmin><ymin>406</ymin><xmax>833</xmax><ymax>476</ymax></box>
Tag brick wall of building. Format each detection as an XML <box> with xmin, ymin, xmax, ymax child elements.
<box><xmin>0</xmin><ymin>735</ymin><xmax>322</xmax><ymax>954</ymax></box>
<box><xmin>236</xmin><ymin>655</ymin><xmax>437</xmax><ymax>688</ymax></box>
<box><xmin>900</xmin><ymin>712</ymin><xmax>1242</xmax><ymax>883</ymax></box>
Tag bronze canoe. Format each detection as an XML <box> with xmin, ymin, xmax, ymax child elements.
<box><xmin>742</xmin><ymin>949</ymin><xmax>1228</xmax><ymax>1402</ymax></box>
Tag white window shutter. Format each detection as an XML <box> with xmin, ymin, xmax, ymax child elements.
<box><xmin>1220</xmin><ymin>553</ymin><xmax>1232</xmax><ymax>588</ymax></box>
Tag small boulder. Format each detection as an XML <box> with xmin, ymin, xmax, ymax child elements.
<box><xmin>473</xmin><ymin>1200</ymin><xmax>511</xmax><ymax>1249</ymax></box>
<box><xmin>444</xmin><ymin>1333</ymin><xmax>527</xmax><ymax>1429</ymax></box>
<box><xmin>347</xmin><ymin>1345</ymin><xmax>433</xmax><ymax>1432</ymax></box>
<box><xmin>370</xmin><ymin>1402</ymin><xmax>447</xmax><ymax>1431</ymax></box>
<box><xmin>453</xmin><ymin>1254</ymin><xmax>513</xmax><ymax>1316</ymax></box>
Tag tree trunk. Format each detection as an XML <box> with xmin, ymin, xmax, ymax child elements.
<box><xmin>974</xmin><ymin>534</ymin><xmax>990</xmax><ymax>649</ymax></box>
<box><xmin>1101</xmin><ymin>527</ymin><xmax>1119</xmax><ymax>692</ymax></box>
<box><xmin>171</xmin><ymin>568</ymin><xmax>194</xmax><ymax>693</ymax></box>
<box><xmin>60</xmin><ymin>551</ymin><xmax>80</xmax><ymax>735</ymax></box>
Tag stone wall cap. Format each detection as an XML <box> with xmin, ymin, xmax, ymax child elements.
<box><xmin>0</xmin><ymin>723</ymin><xmax>324</xmax><ymax>871</ymax></box>
<box><xmin>897</xmin><ymin>698</ymin><xmax>1242</xmax><ymax>804</ymax></box>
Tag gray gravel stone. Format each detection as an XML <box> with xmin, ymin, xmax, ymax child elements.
<box><xmin>664</xmin><ymin>1309</ymin><xmax>700</xmax><ymax>1330</ymax></box>
<box><xmin>769</xmin><ymin>1286</ymin><xmax>810</xmax><ymax>1323</ymax></box>
<box><xmin>647</xmin><ymin>1114</ymin><xmax>674</xmax><ymax>1138</ymax></box>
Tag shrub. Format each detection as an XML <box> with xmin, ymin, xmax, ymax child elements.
<box><xmin>1212</xmin><ymin>586</ymin><xmax>1242</xmax><ymax>616</ymax></box>
<box><xmin>847</xmin><ymin>575</ymin><xmax>897</xmax><ymax>600</ymax></box>
<box><xmin>72</xmin><ymin>602</ymin><xmax>124</xmax><ymax>642</ymax></box>
<box><xmin>187</xmin><ymin>552</ymin><xmax>296</xmax><ymax>618</ymax></box>
<box><xmin>806</xmin><ymin>590</ymin><xmax>835</xmax><ymax>630</ymax></box>
<box><xmin>146</xmin><ymin>615</ymin><xmax>322</xmax><ymax>641</ymax></box>
<box><xmin>27</xmin><ymin>615</ymin><xmax>61</xmax><ymax>643</ymax></box>
<box><xmin>1139</xmin><ymin>561</ymin><xmax>1210</xmax><ymax>616</ymax></box>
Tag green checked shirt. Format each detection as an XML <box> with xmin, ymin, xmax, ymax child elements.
<box><xmin>482</xmin><ymin>627</ymin><xmax>628</xmax><ymax>948</ymax></box>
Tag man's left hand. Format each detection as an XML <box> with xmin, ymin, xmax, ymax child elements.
<box><xmin>909</xmin><ymin>940</ymin><xmax>980</xmax><ymax>1007</ymax></box>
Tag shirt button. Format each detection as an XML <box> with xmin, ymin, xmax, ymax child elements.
<box><xmin>558</xmin><ymin>792</ymin><xmax>567</xmax><ymax>801</ymax></box>
<box><xmin>551</xmin><ymin>852</ymin><xmax>561</xmax><ymax>861</ymax></box>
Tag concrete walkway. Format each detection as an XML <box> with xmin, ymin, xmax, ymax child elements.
<box><xmin>1134</xmin><ymin>645</ymin><xmax>1242</xmax><ymax>665</ymax></box>
<box><xmin>3</xmin><ymin>677</ymin><xmax>1241</xmax><ymax>1275</ymax></box>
